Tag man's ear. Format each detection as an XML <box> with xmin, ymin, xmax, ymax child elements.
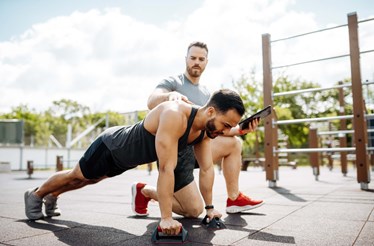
<box><xmin>207</xmin><ymin>106</ymin><xmax>216</xmax><ymax>117</ymax></box>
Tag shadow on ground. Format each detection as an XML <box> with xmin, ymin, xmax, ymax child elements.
<box><xmin>19</xmin><ymin>213</ymin><xmax>296</xmax><ymax>245</ymax></box>
<box><xmin>225</xmin><ymin>214</ymin><xmax>296</xmax><ymax>244</ymax></box>
<box><xmin>19</xmin><ymin>218</ymin><xmax>155</xmax><ymax>245</ymax></box>
<box><xmin>271</xmin><ymin>187</ymin><xmax>307</xmax><ymax>202</ymax></box>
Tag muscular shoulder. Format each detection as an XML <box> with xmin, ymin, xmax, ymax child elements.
<box><xmin>159</xmin><ymin>101</ymin><xmax>189</xmax><ymax>120</ymax></box>
<box><xmin>145</xmin><ymin>101</ymin><xmax>190</xmax><ymax>134</ymax></box>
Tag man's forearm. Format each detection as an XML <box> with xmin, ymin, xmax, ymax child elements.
<box><xmin>147</xmin><ymin>92</ymin><xmax>169</xmax><ymax>110</ymax></box>
<box><xmin>157</xmin><ymin>168</ymin><xmax>175</xmax><ymax>219</ymax></box>
<box><xmin>199</xmin><ymin>165</ymin><xmax>214</xmax><ymax>206</ymax></box>
<box><xmin>227</xmin><ymin>126</ymin><xmax>242</xmax><ymax>136</ymax></box>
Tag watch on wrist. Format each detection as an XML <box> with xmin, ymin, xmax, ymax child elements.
<box><xmin>205</xmin><ymin>205</ymin><xmax>214</xmax><ymax>209</ymax></box>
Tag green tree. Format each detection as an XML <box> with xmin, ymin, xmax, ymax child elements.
<box><xmin>0</xmin><ymin>99</ymin><xmax>126</xmax><ymax>148</ymax></box>
<box><xmin>273</xmin><ymin>76</ymin><xmax>322</xmax><ymax>147</ymax></box>
<box><xmin>233</xmin><ymin>71</ymin><xmax>339</xmax><ymax>157</ymax></box>
<box><xmin>48</xmin><ymin>99</ymin><xmax>90</xmax><ymax>145</ymax></box>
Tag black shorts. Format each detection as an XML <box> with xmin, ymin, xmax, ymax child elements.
<box><xmin>79</xmin><ymin>137</ymin><xmax>124</xmax><ymax>179</ymax></box>
<box><xmin>158</xmin><ymin>145</ymin><xmax>196</xmax><ymax>192</ymax></box>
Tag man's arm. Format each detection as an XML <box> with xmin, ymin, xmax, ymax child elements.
<box><xmin>148</xmin><ymin>87</ymin><xmax>171</xmax><ymax>110</ymax></box>
<box><xmin>148</xmin><ymin>87</ymin><xmax>191</xmax><ymax>110</ymax></box>
<box><xmin>194</xmin><ymin>137</ymin><xmax>222</xmax><ymax>219</ymax></box>
<box><xmin>155</xmin><ymin>108</ymin><xmax>185</xmax><ymax>235</ymax></box>
<box><xmin>226</xmin><ymin>118</ymin><xmax>260</xmax><ymax>137</ymax></box>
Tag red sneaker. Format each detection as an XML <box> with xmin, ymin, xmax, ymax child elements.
<box><xmin>131</xmin><ymin>182</ymin><xmax>151</xmax><ymax>216</ymax></box>
<box><xmin>226</xmin><ymin>192</ymin><xmax>264</xmax><ymax>213</ymax></box>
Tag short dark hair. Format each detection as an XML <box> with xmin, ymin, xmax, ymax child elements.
<box><xmin>187</xmin><ymin>41</ymin><xmax>208</xmax><ymax>55</ymax></box>
<box><xmin>207</xmin><ymin>89</ymin><xmax>245</xmax><ymax>116</ymax></box>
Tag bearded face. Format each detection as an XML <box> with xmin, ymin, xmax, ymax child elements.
<box><xmin>205</xmin><ymin>118</ymin><xmax>223</xmax><ymax>139</ymax></box>
<box><xmin>204</xmin><ymin>108</ymin><xmax>242</xmax><ymax>139</ymax></box>
<box><xmin>185</xmin><ymin>46</ymin><xmax>208</xmax><ymax>79</ymax></box>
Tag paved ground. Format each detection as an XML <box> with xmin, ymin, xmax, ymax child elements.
<box><xmin>0</xmin><ymin>165</ymin><xmax>373</xmax><ymax>245</ymax></box>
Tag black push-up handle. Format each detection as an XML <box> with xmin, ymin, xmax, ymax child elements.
<box><xmin>151</xmin><ymin>225</ymin><xmax>188</xmax><ymax>244</ymax></box>
<box><xmin>201</xmin><ymin>215</ymin><xmax>227</xmax><ymax>229</ymax></box>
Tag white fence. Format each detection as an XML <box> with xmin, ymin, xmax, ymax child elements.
<box><xmin>0</xmin><ymin>146</ymin><xmax>85</xmax><ymax>170</ymax></box>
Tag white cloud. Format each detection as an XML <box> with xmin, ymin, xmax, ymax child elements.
<box><xmin>0</xmin><ymin>8</ymin><xmax>180</xmax><ymax>113</ymax></box>
<box><xmin>1</xmin><ymin>0</ymin><xmax>373</xmax><ymax>114</ymax></box>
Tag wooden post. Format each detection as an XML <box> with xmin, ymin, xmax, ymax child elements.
<box><xmin>255</xmin><ymin>131</ymin><xmax>261</xmax><ymax>169</ymax></box>
<box><xmin>368</xmin><ymin>116</ymin><xmax>374</xmax><ymax>171</ymax></box>
<box><xmin>338</xmin><ymin>81</ymin><xmax>348</xmax><ymax>176</ymax></box>
<box><xmin>147</xmin><ymin>163</ymin><xmax>153</xmax><ymax>175</ymax></box>
<box><xmin>319</xmin><ymin>138</ymin><xmax>325</xmax><ymax>166</ymax></box>
<box><xmin>262</xmin><ymin>33</ymin><xmax>278</xmax><ymax>187</ymax></box>
<box><xmin>309</xmin><ymin>128</ymin><xmax>319</xmax><ymax>180</ymax></box>
<box><xmin>347</xmin><ymin>12</ymin><xmax>370</xmax><ymax>189</ymax></box>
<box><xmin>327</xmin><ymin>122</ymin><xmax>334</xmax><ymax>170</ymax></box>
<box><xmin>27</xmin><ymin>160</ymin><xmax>34</xmax><ymax>179</ymax></box>
<box><xmin>56</xmin><ymin>156</ymin><xmax>63</xmax><ymax>171</ymax></box>
<box><xmin>273</xmin><ymin>111</ymin><xmax>279</xmax><ymax>176</ymax></box>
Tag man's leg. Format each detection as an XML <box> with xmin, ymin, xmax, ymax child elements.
<box><xmin>35</xmin><ymin>162</ymin><xmax>105</xmax><ymax>198</ymax></box>
<box><xmin>173</xmin><ymin>181</ymin><xmax>204</xmax><ymax>217</ymax></box>
<box><xmin>211</xmin><ymin>136</ymin><xmax>263</xmax><ymax>213</ymax></box>
<box><xmin>135</xmin><ymin>180</ymin><xmax>204</xmax><ymax>218</ymax></box>
<box><xmin>25</xmin><ymin>163</ymin><xmax>102</xmax><ymax>220</ymax></box>
<box><xmin>132</xmin><ymin>146</ymin><xmax>203</xmax><ymax>217</ymax></box>
<box><xmin>211</xmin><ymin>136</ymin><xmax>242</xmax><ymax>200</ymax></box>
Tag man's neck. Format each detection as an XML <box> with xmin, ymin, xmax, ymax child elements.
<box><xmin>192</xmin><ymin>107</ymin><xmax>207</xmax><ymax>131</ymax></box>
<box><xmin>184</xmin><ymin>72</ymin><xmax>200</xmax><ymax>85</ymax></box>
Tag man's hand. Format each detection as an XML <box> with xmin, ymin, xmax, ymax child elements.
<box><xmin>238</xmin><ymin>118</ymin><xmax>260</xmax><ymax>135</ymax></box>
<box><xmin>168</xmin><ymin>91</ymin><xmax>193</xmax><ymax>104</ymax></box>
<box><xmin>159</xmin><ymin>217</ymin><xmax>182</xmax><ymax>235</ymax></box>
<box><xmin>205</xmin><ymin>208</ymin><xmax>222</xmax><ymax>222</ymax></box>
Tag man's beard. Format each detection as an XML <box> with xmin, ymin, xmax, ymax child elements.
<box><xmin>187</xmin><ymin>66</ymin><xmax>203</xmax><ymax>78</ymax></box>
<box><xmin>205</xmin><ymin>119</ymin><xmax>221</xmax><ymax>139</ymax></box>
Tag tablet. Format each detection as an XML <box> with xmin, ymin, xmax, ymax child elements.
<box><xmin>239</xmin><ymin>105</ymin><xmax>272</xmax><ymax>130</ymax></box>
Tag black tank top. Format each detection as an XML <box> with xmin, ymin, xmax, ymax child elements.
<box><xmin>101</xmin><ymin>107</ymin><xmax>204</xmax><ymax>169</ymax></box>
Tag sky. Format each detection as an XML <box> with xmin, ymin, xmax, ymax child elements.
<box><xmin>1</xmin><ymin>0</ymin><xmax>373</xmax><ymax>114</ymax></box>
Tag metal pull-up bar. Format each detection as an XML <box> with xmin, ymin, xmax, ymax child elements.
<box><xmin>273</xmin><ymin>81</ymin><xmax>374</xmax><ymax>97</ymax></box>
<box><xmin>276</xmin><ymin>114</ymin><xmax>374</xmax><ymax>125</ymax></box>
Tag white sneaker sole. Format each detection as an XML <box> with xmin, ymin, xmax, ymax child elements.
<box><xmin>46</xmin><ymin>211</ymin><xmax>61</xmax><ymax>217</ymax></box>
<box><xmin>131</xmin><ymin>182</ymin><xmax>148</xmax><ymax>217</ymax></box>
<box><xmin>226</xmin><ymin>202</ymin><xmax>264</xmax><ymax>214</ymax></box>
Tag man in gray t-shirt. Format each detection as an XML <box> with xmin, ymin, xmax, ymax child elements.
<box><xmin>131</xmin><ymin>41</ymin><xmax>264</xmax><ymax>218</ymax></box>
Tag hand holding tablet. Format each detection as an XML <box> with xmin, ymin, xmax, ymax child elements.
<box><xmin>239</xmin><ymin>105</ymin><xmax>272</xmax><ymax>130</ymax></box>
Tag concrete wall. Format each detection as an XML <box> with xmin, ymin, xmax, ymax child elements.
<box><xmin>0</xmin><ymin>146</ymin><xmax>85</xmax><ymax>170</ymax></box>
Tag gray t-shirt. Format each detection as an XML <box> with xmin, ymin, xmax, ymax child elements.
<box><xmin>156</xmin><ymin>74</ymin><xmax>210</xmax><ymax>106</ymax></box>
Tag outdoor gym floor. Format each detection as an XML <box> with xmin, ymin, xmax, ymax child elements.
<box><xmin>0</xmin><ymin>165</ymin><xmax>373</xmax><ymax>245</ymax></box>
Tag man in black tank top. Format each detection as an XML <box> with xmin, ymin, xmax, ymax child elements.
<box><xmin>24</xmin><ymin>89</ymin><xmax>245</xmax><ymax>236</ymax></box>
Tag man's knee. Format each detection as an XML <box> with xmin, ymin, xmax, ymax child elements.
<box><xmin>183</xmin><ymin>204</ymin><xmax>204</xmax><ymax>218</ymax></box>
<box><xmin>213</xmin><ymin>136</ymin><xmax>242</xmax><ymax>156</ymax></box>
<box><xmin>67</xmin><ymin>165</ymin><xmax>101</xmax><ymax>186</ymax></box>
<box><xmin>174</xmin><ymin>181</ymin><xmax>204</xmax><ymax>218</ymax></box>
<box><xmin>232</xmin><ymin>136</ymin><xmax>243</xmax><ymax>150</ymax></box>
